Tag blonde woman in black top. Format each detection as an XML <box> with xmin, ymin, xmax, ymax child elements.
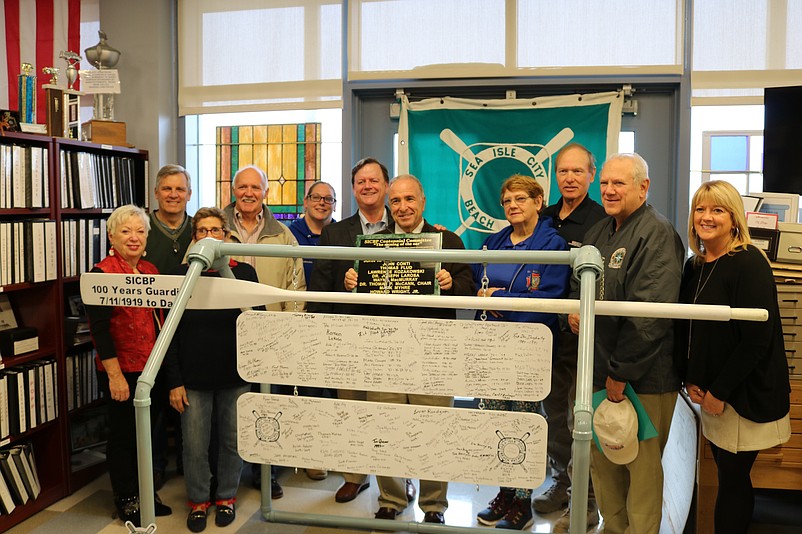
<box><xmin>677</xmin><ymin>180</ymin><xmax>791</xmax><ymax>534</ymax></box>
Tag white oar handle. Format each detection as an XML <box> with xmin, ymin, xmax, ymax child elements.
<box><xmin>80</xmin><ymin>273</ymin><xmax>768</xmax><ymax>322</ymax></box>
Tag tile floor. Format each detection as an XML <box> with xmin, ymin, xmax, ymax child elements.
<box><xmin>7</xmin><ymin>466</ymin><xmax>802</xmax><ymax>533</ymax></box>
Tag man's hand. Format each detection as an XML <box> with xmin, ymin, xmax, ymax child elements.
<box><xmin>568</xmin><ymin>313</ymin><xmax>580</xmax><ymax>334</ymax></box>
<box><xmin>436</xmin><ymin>269</ymin><xmax>453</xmax><ymax>291</ymax></box>
<box><xmin>605</xmin><ymin>376</ymin><xmax>626</xmax><ymax>402</ymax></box>
<box><xmin>686</xmin><ymin>383</ymin><xmax>705</xmax><ymax>405</ymax></box>
<box><xmin>344</xmin><ymin>268</ymin><xmax>358</xmax><ymax>291</ymax></box>
<box><xmin>170</xmin><ymin>386</ymin><xmax>189</xmax><ymax>414</ymax></box>
<box><xmin>432</xmin><ymin>223</ymin><xmax>448</xmax><ymax>232</ymax></box>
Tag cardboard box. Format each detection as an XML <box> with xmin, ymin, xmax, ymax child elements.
<box><xmin>82</xmin><ymin>119</ymin><xmax>126</xmax><ymax>146</ymax></box>
<box><xmin>777</xmin><ymin>222</ymin><xmax>802</xmax><ymax>264</ymax></box>
<box><xmin>0</xmin><ymin>326</ymin><xmax>39</xmax><ymax>357</ymax></box>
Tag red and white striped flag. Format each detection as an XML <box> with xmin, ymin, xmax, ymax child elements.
<box><xmin>1</xmin><ymin>0</ymin><xmax>81</xmax><ymax>123</ymax></box>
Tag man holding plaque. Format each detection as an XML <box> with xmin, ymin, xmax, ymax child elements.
<box><xmin>343</xmin><ymin>175</ymin><xmax>475</xmax><ymax>525</ymax></box>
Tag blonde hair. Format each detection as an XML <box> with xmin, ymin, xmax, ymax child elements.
<box><xmin>688</xmin><ymin>180</ymin><xmax>754</xmax><ymax>265</ymax></box>
<box><xmin>107</xmin><ymin>204</ymin><xmax>149</xmax><ymax>236</ymax></box>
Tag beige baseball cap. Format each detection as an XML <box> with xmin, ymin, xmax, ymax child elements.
<box><xmin>593</xmin><ymin>397</ymin><xmax>639</xmax><ymax>465</ymax></box>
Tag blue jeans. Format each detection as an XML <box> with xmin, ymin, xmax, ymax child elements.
<box><xmin>182</xmin><ymin>385</ymin><xmax>250</xmax><ymax>504</ymax></box>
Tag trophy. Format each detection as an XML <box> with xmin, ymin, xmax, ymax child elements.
<box><xmin>84</xmin><ymin>30</ymin><xmax>121</xmax><ymax>121</ymax></box>
<box><xmin>80</xmin><ymin>30</ymin><xmax>126</xmax><ymax>145</ymax></box>
<box><xmin>43</xmin><ymin>53</ymin><xmax>84</xmax><ymax>139</ymax></box>
<box><xmin>17</xmin><ymin>63</ymin><xmax>36</xmax><ymax>124</ymax></box>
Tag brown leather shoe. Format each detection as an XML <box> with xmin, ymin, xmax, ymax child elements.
<box><xmin>405</xmin><ymin>479</ymin><xmax>416</xmax><ymax>503</ymax></box>
<box><xmin>375</xmin><ymin>507</ymin><xmax>398</xmax><ymax>520</ymax></box>
<box><xmin>335</xmin><ymin>481</ymin><xmax>370</xmax><ymax>503</ymax></box>
<box><xmin>423</xmin><ymin>511</ymin><xmax>445</xmax><ymax>523</ymax></box>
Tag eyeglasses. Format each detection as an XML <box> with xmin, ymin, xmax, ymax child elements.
<box><xmin>501</xmin><ymin>195</ymin><xmax>533</xmax><ymax>208</ymax></box>
<box><xmin>307</xmin><ymin>194</ymin><xmax>336</xmax><ymax>204</ymax></box>
<box><xmin>196</xmin><ymin>227</ymin><xmax>225</xmax><ymax>237</ymax></box>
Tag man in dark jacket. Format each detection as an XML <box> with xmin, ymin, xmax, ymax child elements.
<box><xmin>568</xmin><ymin>153</ymin><xmax>683</xmax><ymax>534</ymax></box>
<box><xmin>343</xmin><ymin>174</ymin><xmax>475</xmax><ymax>525</ymax></box>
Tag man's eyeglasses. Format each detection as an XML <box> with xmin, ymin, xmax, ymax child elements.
<box><xmin>196</xmin><ymin>227</ymin><xmax>225</xmax><ymax>237</ymax></box>
<box><xmin>307</xmin><ymin>194</ymin><xmax>336</xmax><ymax>205</ymax></box>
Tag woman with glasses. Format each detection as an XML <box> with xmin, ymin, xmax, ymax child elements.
<box><xmin>163</xmin><ymin>207</ymin><xmax>259</xmax><ymax>532</ymax></box>
<box><xmin>472</xmin><ymin>175</ymin><xmax>571</xmax><ymax>530</ymax></box>
<box><xmin>289</xmin><ymin>181</ymin><xmax>337</xmax><ymax>283</ymax></box>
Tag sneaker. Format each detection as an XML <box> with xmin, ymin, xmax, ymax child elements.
<box><xmin>495</xmin><ymin>497</ymin><xmax>533</xmax><ymax>530</ymax></box>
<box><xmin>477</xmin><ymin>488</ymin><xmax>515</xmax><ymax>526</ymax></box>
<box><xmin>532</xmin><ymin>481</ymin><xmax>569</xmax><ymax>513</ymax></box>
<box><xmin>552</xmin><ymin>500</ymin><xmax>600</xmax><ymax>533</ymax></box>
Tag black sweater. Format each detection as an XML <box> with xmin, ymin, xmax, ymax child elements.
<box><xmin>162</xmin><ymin>261</ymin><xmax>259</xmax><ymax>390</ymax></box>
<box><xmin>676</xmin><ymin>246</ymin><xmax>790</xmax><ymax>422</ymax></box>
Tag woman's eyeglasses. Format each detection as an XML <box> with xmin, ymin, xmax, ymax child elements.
<box><xmin>196</xmin><ymin>227</ymin><xmax>225</xmax><ymax>237</ymax></box>
<box><xmin>307</xmin><ymin>194</ymin><xmax>336</xmax><ymax>205</ymax></box>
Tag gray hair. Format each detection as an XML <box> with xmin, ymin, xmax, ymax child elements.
<box><xmin>604</xmin><ymin>153</ymin><xmax>649</xmax><ymax>186</ymax></box>
<box><xmin>155</xmin><ymin>164</ymin><xmax>191</xmax><ymax>191</ymax></box>
<box><xmin>107</xmin><ymin>204</ymin><xmax>150</xmax><ymax>236</ymax></box>
<box><xmin>389</xmin><ymin>174</ymin><xmax>425</xmax><ymax>198</ymax></box>
<box><xmin>232</xmin><ymin>165</ymin><xmax>268</xmax><ymax>191</ymax></box>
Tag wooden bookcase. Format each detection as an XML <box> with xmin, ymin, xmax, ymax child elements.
<box><xmin>0</xmin><ymin>131</ymin><xmax>147</xmax><ymax>531</ymax></box>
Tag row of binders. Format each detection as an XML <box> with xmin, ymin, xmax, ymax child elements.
<box><xmin>0</xmin><ymin>220</ymin><xmax>58</xmax><ymax>286</ymax></box>
<box><xmin>59</xmin><ymin>150</ymin><xmax>138</xmax><ymax>209</ymax></box>
<box><xmin>61</xmin><ymin>218</ymin><xmax>108</xmax><ymax>278</ymax></box>
<box><xmin>0</xmin><ymin>144</ymin><xmax>50</xmax><ymax>210</ymax></box>
<box><xmin>66</xmin><ymin>349</ymin><xmax>102</xmax><ymax>412</ymax></box>
<box><xmin>0</xmin><ymin>359</ymin><xmax>59</xmax><ymax>440</ymax></box>
<box><xmin>0</xmin><ymin>443</ymin><xmax>40</xmax><ymax>514</ymax></box>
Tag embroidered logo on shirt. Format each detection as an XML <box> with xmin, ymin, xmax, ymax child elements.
<box><xmin>526</xmin><ymin>271</ymin><xmax>541</xmax><ymax>291</ymax></box>
<box><xmin>608</xmin><ymin>248</ymin><xmax>626</xmax><ymax>269</ymax></box>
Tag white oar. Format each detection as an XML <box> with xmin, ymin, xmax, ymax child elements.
<box><xmin>80</xmin><ymin>273</ymin><xmax>768</xmax><ymax>322</ymax></box>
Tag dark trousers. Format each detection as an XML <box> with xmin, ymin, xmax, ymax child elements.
<box><xmin>99</xmin><ymin>371</ymin><xmax>158</xmax><ymax>498</ymax></box>
<box><xmin>710</xmin><ymin>443</ymin><xmax>759</xmax><ymax>534</ymax></box>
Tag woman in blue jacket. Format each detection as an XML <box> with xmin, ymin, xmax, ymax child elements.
<box><xmin>473</xmin><ymin>174</ymin><xmax>570</xmax><ymax>530</ymax></box>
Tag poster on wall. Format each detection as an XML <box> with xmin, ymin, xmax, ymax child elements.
<box><xmin>398</xmin><ymin>92</ymin><xmax>623</xmax><ymax>249</ymax></box>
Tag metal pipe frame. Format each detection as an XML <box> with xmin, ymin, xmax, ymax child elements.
<box><xmin>128</xmin><ymin>240</ymin><xmax>598</xmax><ymax>533</ymax></box>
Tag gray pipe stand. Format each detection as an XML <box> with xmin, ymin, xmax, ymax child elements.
<box><xmin>133</xmin><ymin>239</ymin><xmax>601</xmax><ymax>532</ymax></box>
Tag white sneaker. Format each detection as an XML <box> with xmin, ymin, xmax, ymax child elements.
<box><xmin>552</xmin><ymin>500</ymin><xmax>599</xmax><ymax>533</ymax></box>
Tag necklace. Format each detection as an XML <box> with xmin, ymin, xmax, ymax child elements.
<box><xmin>693</xmin><ymin>257</ymin><xmax>719</xmax><ymax>304</ymax></box>
<box><xmin>153</xmin><ymin>212</ymin><xmax>188</xmax><ymax>254</ymax></box>
<box><xmin>687</xmin><ymin>257</ymin><xmax>720</xmax><ymax>363</ymax></box>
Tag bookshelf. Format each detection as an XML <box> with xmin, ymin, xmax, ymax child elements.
<box><xmin>0</xmin><ymin>132</ymin><xmax>147</xmax><ymax>530</ymax></box>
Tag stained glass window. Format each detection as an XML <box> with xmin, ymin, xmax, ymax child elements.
<box><xmin>215</xmin><ymin>123</ymin><xmax>322</xmax><ymax>220</ymax></box>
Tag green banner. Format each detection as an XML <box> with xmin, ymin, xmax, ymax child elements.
<box><xmin>399</xmin><ymin>93</ymin><xmax>622</xmax><ymax>249</ymax></box>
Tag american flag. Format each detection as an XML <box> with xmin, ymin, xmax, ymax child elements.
<box><xmin>1</xmin><ymin>0</ymin><xmax>81</xmax><ymax>124</ymax></box>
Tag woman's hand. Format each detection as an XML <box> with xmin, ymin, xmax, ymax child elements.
<box><xmin>344</xmin><ymin>268</ymin><xmax>358</xmax><ymax>291</ymax></box>
<box><xmin>108</xmin><ymin>373</ymin><xmax>130</xmax><ymax>402</ymax></box>
<box><xmin>170</xmin><ymin>386</ymin><xmax>189</xmax><ymax>414</ymax></box>
<box><xmin>701</xmin><ymin>390</ymin><xmax>725</xmax><ymax>417</ymax></box>
<box><xmin>686</xmin><ymin>383</ymin><xmax>705</xmax><ymax>405</ymax></box>
<box><xmin>435</xmin><ymin>269</ymin><xmax>453</xmax><ymax>291</ymax></box>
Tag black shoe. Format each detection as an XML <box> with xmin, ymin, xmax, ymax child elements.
<box><xmin>154</xmin><ymin>493</ymin><xmax>172</xmax><ymax>516</ymax></box>
<box><xmin>424</xmin><ymin>511</ymin><xmax>445</xmax><ymax>523</ymax></box>
<box><xmin>495</xmin><ymin>497</ymin><xmax>533</xmax><ymax>530</ymax></box>
<box><xmin>187</xmin><ymin>508</ymin><xmax>208</xmax><ymax>533</ymax></box>
<box><xmin>477</xmin><ymin>488</ymin><xmax>514</xmax><ymax>526</ymax></box>
<box><xmin>215</xmin><ymin>503</ymin><xmax>236</xmax><ymax>527</ymax></box>
<box><xmin>114</xmin><ymin>495</ymin><xmax>140</xmax><ymax>526</ymax></box>
<box><xmin>375</xmin><ymin>507</ymin><xmax>398</xmax><ymax>520</ymax></box>
<box><xmin>271</xmin><ymin>478</ymin><xmax>283</xmax><ymax>499</ymax></box>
